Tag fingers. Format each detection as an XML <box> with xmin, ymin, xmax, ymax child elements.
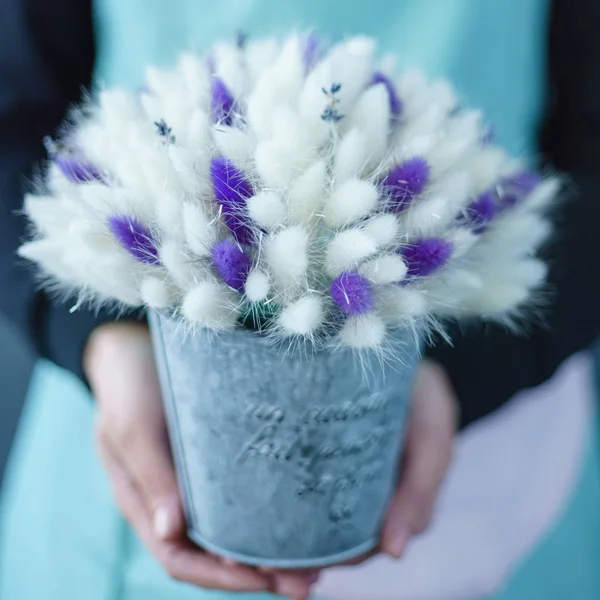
<box><xmin>271</xmin><ymin>573</ymin><xmax>317</xmax><ymax>600</ymax></box>
<box><xmin>382</xmin><ymin>360</ymin><xmax>457</xmax><ymax>557</ymax></box>
<box><xmin>161</xmin><ymin>545</ymin><xmax>270</xmax><ymax>592</ymax></box>
<box><xmin>97</xmin><ymin>404</ymin><xmax>184</xmax><ymax>541</ymax></box>
<box><xmin>97</xmin><ymin>434</ymin><xmax>153</xmax><ymax>539</ymax></box>
<box><xmin>257</xmin><ymin>566</ymin><xmax>321</xmax><ymax>600</ymax></box>
<box><xmin>99</xmin><ymin>438</ymin><xmax>270</xmax><ymax>592</ymax></box>
<box><xmin>123</xmin><ymin>428</ymin><xmax>183</xmax><ymax>541</ymax></box>
<box><xmin>90</xmin><ymin>325</ymin><xmax>272</xmax><ymax>593</ymax></box>
<box><xmin>263</xmin><ymin>568</ymin><xmax>320</xmax><ymax>600</ymax></box>
<box><xmin>91</xmin><ymin>323</ymin><xmax>183</xmax><ymax>540</ymax></box>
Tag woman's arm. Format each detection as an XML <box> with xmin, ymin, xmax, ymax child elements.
<box><xmin>427</xmin><ymin>0</ymin><xmax>600</xmax><ymax>428</ymax></box>
<box><xmin>0</xmin><ymin>0</ymin><xmax>140</xmax><ymax>380</ymax></box>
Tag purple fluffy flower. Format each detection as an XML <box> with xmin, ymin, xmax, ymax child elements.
<box><xmin>303</xmin><ymin>33</ymin><xmax>321</xmax><ymax>71</ymax></box>
<box><xmin>465</xmin><ymin>191</ymin><xmax>498</xmax><ymax>233</ymax></box>
<box><xmin>211</xmin><ymin>77</ymin><xmax>237</xmax><ymax>125</ymax></box>
<box><xmin>222</xmin><ymin>212</ymin><xmax>255</xmax><ymax>246</ymax></box>
<box><xmin>381</xmin><ymin>157</ymin><xmax>431</xmax><ymax>212</ymax></box>
<box><xmin>205</xmin><ymin>53</ymin><xmax>216</xmax><ymax>75</ymax></box>
<box><xmin>108</xmin><ymin>215</ymin><xmax>160</xmax><ymax>265</ymax></box>
<box><xmin>370</xmin><ymin>71</ymin><xmax>403</xmax><ymax>119</ymax></box>
<box><xmin>236</xmin><ymin>31</ymin><xmax>249</xmax><ymax>49</ymax></box>
<box><xmin>330</xmin><ymin>272</ymin><xmax>374</xmax><ymax>315</ymax></box>
<box><xmin>55</xmin><ymin>154</ymin><xmax>104</xmax><ymax>184</ymax></box>
<box><xmin>211</xmin><ymin>240</ymin><xmax>252</xmax><ymax>292</ymax></box>
<box><xmin>481</xmin><ymin>125</ymin><xmax>496</xmax><ymax>145</ymax></box>
<box><xmin>401</xmin><ymin>238</ymin><xmax>453</xmax><ymax>277</ymax></box>
<box><xmin>210</xmin><ymin>157</ymin><xmax>254</xmax><ymax>244</ymax></box>
<box><xmin>211</xmin><ymin>157</ymin><xmax>253</xmax><ymax>203</ymax></box>
<box><xmin>500</xmin><ymin>171</ymin><xmax>542</xmax><ymax>208</ymax></box>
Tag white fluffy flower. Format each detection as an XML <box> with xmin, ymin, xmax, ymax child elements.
<box><xmin>244</xmin><ymin>270</ymin><xmax>271</xmax><ymax>302</ymax></box>
<box><xmin>324</xmin><ymin>179</ymin><xmax>380</xmax><ymax>228</ymax></box>
<box><xmin>326</xmin><ymin>229</ymin><xmax>378</xmax><ymax>276</ymax></box>
<box><xmin>278</xmin><ymin>296</ymin><xmax>325</xmax><ymax>336</ymax></box>
<box><xmin>140</xmin><ymin>276</ymin><xmax>178</xmax><ymax>309</ymax></box>
<box><xmin>339</xmin><ymin>314</ymin><xmax>386</xmax><ymax>349</ymax></box>
<box><xmin>182</xmin><ymin>202</ymin><xmax>218</xmax><ymax>257</ymax></box>
<box><xmin>247</xmin><ymin>191</ymin><xmax>286</xmax><ymax>230</ymax></box>
<box><xmin>182</xmin><ymin>282</ymin><xmax>239</xmax><ymax>328</ymax></box>
<box><xmin>334</xmin><ymin>128</ymin><xmax>368</xmax><ymax>182</ymax></box>
<box><xmin>18</xmin><ymin>33</ymin><xmax>557</xmax><ymax>351</ymax></box>
<box><xmin>287</xmin><ymin>161</ymin><xmax>327</xmax><ymax>225</ymax></box>
<box><xmin>266</xmin><ymin>226</ymin><xmax>310</xmax><ymax>291</ymax></box>
<box><xmin>359</xmin><ymin>254</ymin><xmax>408</xmax><ymax>284</ymax></box>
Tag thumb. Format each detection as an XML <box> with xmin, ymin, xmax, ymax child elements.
<box><xmin>97</xmin><ymin>371</ymin><xmax>184</xmax><ymax>542</ymax></box>
<box><xmin>97</xmin><ymin>386</ymin><xmax>184</xmax><ymax>542</ymax></box>
<box><xmin>381</xmin><ymin>361</ymin><xmax>457</xmax><ymax>557</ymax></box>
<box><xmin>98</xmin><ymin>402</ymin><xmax>184</xmax><ymax>542</ymax></box>
<box><xmin>118</xmin><ymin>421</ymin><xmax>184</xmax><ymax>541</ymax></box>
<box><xmin>91</xmin><ymin>324</ymin><xmax>185</xmax><ymax>542</ymax></box>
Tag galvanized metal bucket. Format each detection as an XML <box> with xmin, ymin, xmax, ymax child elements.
<box><xmin>149</xmin><ymin>311</ymin><xmax>420</xmax><ymax>568</ymax></box>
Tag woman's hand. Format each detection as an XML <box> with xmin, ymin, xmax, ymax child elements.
<box><xmin>85</xmin><ymin>321</ymin><xmax>317</xmax><ymax>600</ymax></box>
<box><xmin>339</xmin><ymin>359</ymin><xmax>458</xmax><ymax>567</ymax></box>
<box><xmin>380</xmin><ymin>360</ymin><xmax>458</xmax><ymax>557</ymax></box>
<box><xmin>86</xmin><ymin>322</ymin><xmax>456</xmax><ymax>597</ymax></box>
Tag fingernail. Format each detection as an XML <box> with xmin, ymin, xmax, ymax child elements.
<box><xmin>386</xmin><ymin>523</ymin><xmax>410</xmax><ymax>558</ymax></box>
<box><xmin>154</xmin><ymin>505</ymin><xmax>175</xmax><ymax>540</ymax></box>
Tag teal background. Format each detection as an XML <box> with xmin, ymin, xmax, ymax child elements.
<box><xmin>94</xmin><ymin>0</ymin><xmax>549</xmax><ymax>157</ymax></box>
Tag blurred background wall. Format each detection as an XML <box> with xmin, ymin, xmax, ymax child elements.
<box><xmin>0</xmin><ymin>316</ymin><xmax>33</xmax><ymax>482</ymax></box>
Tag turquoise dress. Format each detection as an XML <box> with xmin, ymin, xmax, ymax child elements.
<box><xmin>2</xmin><ymin>1</ymin><xmax>600</xmax><ymax>598</ymax></box>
